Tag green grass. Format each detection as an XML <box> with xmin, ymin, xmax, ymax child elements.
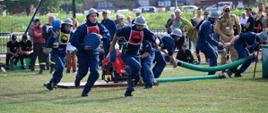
<box><xmin>0</xmin><ymin>63</ymin><xmax>267</xmax><ymax>113</ymax></box>
<box><xmin>0</xmin><ymin>9</ymin><xmax>245</xmax><ymax>33</ymax></box>
<box><xmin>0</xmin><ymin>11</ymin><xmax>207</xmax><ymax>33</ymax></box>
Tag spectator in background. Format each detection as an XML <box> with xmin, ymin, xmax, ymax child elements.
<box><xmin>28</xmin><ymin>16</ymin><xmax>39</xmax><ymax>40</ymax></box>
<box><xmin>245</xmin><ymin>8</ymin><xmax>255</xmax><ymax>32</ymax></box>
<box><xmin>114</xmin><ymin>14</ymin><xmax>120</xmax><ymax>25</ymax></box>
<box><xmin>101</xmin><ymin>10</ymin><xmax>116</xmax><ymax>39</ymax></box>
<box><xmin>171</xmin><ymin>9</ymin><xmax>193</xmax><ymax>33</ymax></box>
<box><xmin>66</xmin><ymin>18</ymin><xmax>79</xmax><ymax>73</ymax></box>
<box><xmin>190</xmin><ymin>8</ymin><xmax>204</xmax><ymax>64</ymax></box>
<box><xmin>255</xmin><ymin>2</ymin><xmax>265</xmax><ymax>33</ymax></box>
<box><xmin>127</xmin><ymin>16</ymin><xmax>132</xmax><ymax>26</ymax></box>
<box><xmin>116</xmin><ymin>14</ymin><xmax>127</xmax><ymax>29</ymax></box>
<box><xmin>257</xmin><ymin>2</ymin><xmax>266</xmax><ymax>31</ymax></box>
<box><xmin>5</xmin><ymin>34</ymin><xmax>19</xmax><ymax>70</ymax></box>
<box><xmin>165</xmin><ymin>13</ymin><xmax>175</xmax><ymax>34</ymax></box>
<box><xmin>42</xmin><ymin>16</ymin><xmax>55</xmax><ymax>41</ymax></box>
<box><xmin>71</xmin><ymin>18</ymin><xmax>79</xmax><ymax>31</ymax></box>
<box><xmin>30</xmin><ymin>18</ymin><xmax>46</xmax><ymax>74</ymax></box>
<box><xmin>266</xmin><ymin>7</ymin><xmax>268</xmax><ymax>31</ymax></box>
<box><xmin>132</xmin><ymin>9</ymin><xmax>142</xmax><ymax>24</ymax></box>
<box><xmin>176</xmin><ymin>43</ymin><xmax>194</xmax><ymax>64</ymax></box>
<box><xmin>171</xmin><ymin>9</ymin><xmax>193</xmax><ymax>49</ymax></box>
<box><xmin>240</xmin><ymin>13</ymin><xmax>248</xmax><ymax>33</ymax></box>
<box><xmin>203</xmin><ymin>11</ymin><xmax>209</xmax><ymax>20</ymax></box>
<box><xmin>42</xmin><ymin>16</ymin><xmax>56</xmax><ymax>70</ymax></box>
<box><xmin>18</xmin><ymin>34</ymin><xmax>33</xmax><ymax>69</ymax></box>
<box><xmin>191</xmin><ymin>8</ymin><xmax>204</xmax><ymax>27</ymax></box>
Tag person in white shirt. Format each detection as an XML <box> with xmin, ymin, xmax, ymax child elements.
<box><xmin>240</xmin><ymin>13</ymin><xmax>249</xmax><ymax>32</ymax></box>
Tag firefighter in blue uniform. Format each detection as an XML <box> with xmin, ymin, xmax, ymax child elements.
<box><xmin>198</xmin><ymin>11</ymin><xmax>224</xmax><ymax>75</ymax></box>
<box><xmin>140</xmin><ymin>40</ymin><xmax>155</xmax><ymax>89</ymax></box>
<box><xmin>45</xmin><ymin>18</ymin><xmax>73</xmax><ymax>90</ymax></box>
<box><xmin>71</xmin><ymin>8</ymin><xmax>111</xmax><ymax>97</ymax></box>
<box><xmin>152</xmin><ymin>29</ymin><xmax>180</xmax><ymax>79</ymax></box>
<box><xmin>109</xmin><ymin>16</ymin><xmax>155</xmax><ymax>96</ymax></box>
<box><xmin>225</xmin><ymin>31</ymin><xmax>267</xmax><ymax>77</ymax></box>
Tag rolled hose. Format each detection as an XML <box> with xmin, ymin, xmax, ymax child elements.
<box><xmin>177</xmin><ymin>55</ymin><xmax>255</xmax><ymax>72</ymax></box>
<box><xmin>156</xmin><ymin>75</ymin><xmax>218</xmax><ymax>83</ymax></box>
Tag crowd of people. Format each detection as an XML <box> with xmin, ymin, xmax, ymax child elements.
<box><xmin>4</xmin><ymin>2</ymin><xmax>268</xmax><ymax>97</ymax></box>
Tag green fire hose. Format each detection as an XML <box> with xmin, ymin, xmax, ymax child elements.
<box><xmin>157</xmin><ymin>75</ymin><xmax>218</xmax><ymax>83</ymax></box>
<box><xmin>262</xmin><ymin>45</ymin><xmax>268</xmax><ymax>78</ymax></box>
<box><xmin>177</xmin><ymin>55</ymin><xmax>255</xmax><ymax>72</ymax></box>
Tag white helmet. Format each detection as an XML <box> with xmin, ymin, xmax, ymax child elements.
<box><xmin>134</xmin><ymin>16</ymin><xmax>147</xmax><ymax>25</ymax></box>
<box><xmin>86</xmin><ymin>8</ymin><xmax>99</xmax><ymax>17</ymax></box>
<box><xmin>62</xmin><ymin>18</ymin><xmax>73</xmax><ymax>26</ymax></box>
<box><xmin>170</xmin><ymin>28</ymin><xmax>183</xmax><ymax>37</ymax></box>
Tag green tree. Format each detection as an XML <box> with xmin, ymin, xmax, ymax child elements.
<box><xmin>5</xmin><ymin>0</ymin><xmax>38</xmax><ymax>15</ymax></box>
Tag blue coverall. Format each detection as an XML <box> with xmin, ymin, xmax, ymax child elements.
<box><xmin>153</xmin><ymin>35</ymin><xmax>175</xmax><ymax>78</ymax></box>
<box><xmin>71</xmin><ymin>20</ymin><xmax>110</xmax><ymax>96</ymax></box>
<box><xmin>46</xmin><ymin>28</ymin><xmax>72</xmax><ymax>89</ymax></box>
<box><xmin>101</xmin><ymin>18</ymin><xmax>116</xmax><ymax>40</ymax></box>
<box><xmin>198</xmin><ymin>20</ymin><xmax>220</xmax><ymax>75</ymax></box>
<box><xmin>233</xmin><ymin>32</ymin><xmax>258</xmax><ymax>76</ymax></box>
<box><xmin>116</xmin><ymin>25</ymin><xmax>155</xmax><ymax>95</ymax></box>
<box><xmin>140</xmin><ymin>40</ymin><xmax>155</xmax><ymax>88</ymax></box>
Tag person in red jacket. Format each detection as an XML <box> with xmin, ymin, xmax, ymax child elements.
<box><xmin>29</xmin><ymin>18</ymin><xmax>47</xmax><ymax>74</ymax></box>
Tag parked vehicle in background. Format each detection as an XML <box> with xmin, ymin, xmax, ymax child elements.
<box><xmin>236</xmin><ymin>1</ymin><xmax>245</xmax><ymax>9</ymax></box>
<box><xmin>205</xmin><ymin>1</ymin><xmax>233</xmax><ymax>12</ymax></box>
<box><xmin>117</xmin><ymin>9</ymin><xmax>131</xmax><ymax>13</ymax></box>
<box><xmin>138</xmin><ymin>6</ymin><xmax>157</xmax><ymax>13</ymax></box>
<box><xmin>169</xmin><ymin>7</ymin><xmax>176</xmax><ymax>12</ymax></box>
<box><xmin>180</xmin><ymin>5</ymin><xmax>198</xmax><ymax>12</ymax></box>
<box><xmin>217</xmin><ymin>1</ymin><xmax>233</xmax><ymax>10</ymax></box>
<box><xmin>205</xmin><ymin>4</ymin><xmax>217</xmax><ymax>12</ymax></box>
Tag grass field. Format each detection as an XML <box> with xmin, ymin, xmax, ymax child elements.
<box><xmin>0</xmin><ymin>9</ymin><xmax>243</xmax><ymax>33</ymax></box>
<box><xmin>0</xmin><ymin>63</ymin><xmax>267</xmax><ymax>113</ymax></box>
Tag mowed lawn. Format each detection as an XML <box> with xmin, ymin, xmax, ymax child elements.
<box><xmin>0</xmin><ymin>63</ymin><xmax>267</xmax><ymax>113</ymax></box>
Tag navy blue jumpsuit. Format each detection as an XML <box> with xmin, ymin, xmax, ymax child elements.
<box><xmin>46</xmin><ymin>28</ymin><xmax>72</xmax><ymax>89</ymax></box>
<box><xmin>116</xmin><ymin>25</ymin><xmax>155</xmax><ymax>93</ymax></box>
<box><xmin>71</xmin><ymin>20</ymin><xmax>110</xmax><ymax>96</ymax></box>
<box><xmin>233</xmin><ymin>32</ymin><xmax>259</xmax><ymax>75</ymax></box>
<box><xmin>153</xmin><ymin>35</ymin><xmax>175</xmax><ymax>78</ymax></box>
<box><xmin>140</xmin><ymin>40</ymin><xmax>155</xmax><ymax>88</ymax></box>
<box><xmin>198</xmin><ymin>20</ymin><xmax>220</xmax><ymax>75</ymax></box>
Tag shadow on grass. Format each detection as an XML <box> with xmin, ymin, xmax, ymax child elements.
<box><xmin>236</xmin><ymin>77</ymin><xmax>268</xmax><ymax>83</ymax></box>
<box><xmin>54</xmin><ymin>96</ymin><xmax>126</xmax><ymax>105</ymax></box>
<box><xmin>0</xmin><ymin>90</ymin><xmax>49</xmax><ymax>97</ymax></box>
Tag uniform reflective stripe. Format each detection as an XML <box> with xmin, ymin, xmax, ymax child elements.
<box><xmin>50</xmin><ymin>61</ymin><xmax>56</xmax><ymax>64</ymax></box>
<box><xmin>40</xmin><ymin>62</ymin><xmax>46</xmax><ymax>65</ymax></box>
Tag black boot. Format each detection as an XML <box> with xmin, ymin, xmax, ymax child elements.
<box><xmin>45</xmin><ymin>83</ymin><xmax>54</xmax><ymax>91</ymax></box>
<box><xmin>125</xmin><ymin>88</ymin><xmax>134</xmax><ymax>96</ymax></box>
<box><xmin>74</xmin><ymin>79</ymin><xmax>80</xmax><ymax>88</ymax></box>
<box><xmin>234</xmin><ymin>72</ymin><xmax>242</xmax><ymax>78</ymax></box>
<box><xmin>125</xmin><ymin>79</ymin><xmax>135</xmax><ymax>97</ymax></box>
<box><xmin>38</xmin><ymin>65</ymin><xmax>45</xmax><ymax>75</ymax></box>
